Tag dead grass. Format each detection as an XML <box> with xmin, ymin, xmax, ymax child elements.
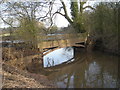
<box><xmin>2</xmin><ymin>70</ymin><xmax>45</xmax><ymax>88</ymax></box>
<box><xmin>1</xmin><ymin>47</ymin><xmax>56</xmax><ymax>88</ymax></box>
<box><xmin>2</xmin><ymin>62</ymin><xmax>56</xmax><ymax>88</ymax></box>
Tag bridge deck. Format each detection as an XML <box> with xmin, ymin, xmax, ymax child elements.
<box><xmin>39</xmin><ymin>38</ymin><xmax>85</xmax><ymax>51</ymax></box>
<box><xmin>40</xmin><ymin>38</ymin><xmax>86</xmax><ymax>55</ymax></box>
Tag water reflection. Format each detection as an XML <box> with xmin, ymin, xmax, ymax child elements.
<box><xmin>47</xmin><ymin>49</ymin><xmax>119</xmax><ymax>88</ymax></box>
<box><xmin>43</xmin><ymin>47</ymin><xmax>74</xmax><ymax>67</ymax></box>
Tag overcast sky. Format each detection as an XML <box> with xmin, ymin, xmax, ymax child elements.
<box><xmin>54</xmin><ymin>1</ymin><xmax>96</xmax><ymax>27</ymax></box>
<box><xmin>0</xmin><ymin>0</ymin><xmax>98</xmax><ymax>28</ymax></box>
<box><xmin>1</xmin><ymin>0</ymin><xmax>114</xmax><ymax>28</ymax></box>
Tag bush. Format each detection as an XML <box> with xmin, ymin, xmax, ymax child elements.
<box><xmin>85</xmin><ymin>2</ymin><xmax>119</xmax><ymax>55</ymax></box>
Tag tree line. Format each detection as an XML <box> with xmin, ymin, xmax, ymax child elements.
<box><xmin>83</xmin><ymin>2</ymin><xmax>120</xmax><ymax>54</ymax></box>
<box><xmin>0</xmin><ymin>1</ymin><xmax>119</xmax><ymax>54</ymax></box>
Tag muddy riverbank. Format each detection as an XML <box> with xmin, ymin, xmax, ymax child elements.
<box><xmin>1</xmin><ymin>47</ymin><xmax>56</xmax><ymax>88</ymax></box>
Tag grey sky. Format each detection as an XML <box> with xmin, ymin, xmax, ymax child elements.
<box><xmin>0</xmin><ymin>0</ymin><xmax>119</xmax><ymax>28</ymax></box>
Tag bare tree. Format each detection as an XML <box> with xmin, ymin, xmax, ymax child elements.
<box><xmin>51</xmin><ymin>0</ymin><xmax>95</xmax><ymax>33</ymax></box>
<box><xmin>0</xmin><ymin>1</ymin><xmax>55</xmax><ymax>49</ymax></box>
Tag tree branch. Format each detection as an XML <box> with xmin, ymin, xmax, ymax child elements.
<box><xmin>53</xmin><ymin>11</ymin><xmax>65</xmax><ymax>17</ymax></box>
<box><xmin>60</xmin><ymin>0</ymin><xmax>73</xmax><ymax>24</ymax></box>
<box><xmin>83</xmin><ymin>6</ymin><xmax>95</xmax><ymax>10</ymax></box>
<box><xmin>0</xmin><ymin>17</ymin><xmax>13</xmax><ymax>27</ymax></box>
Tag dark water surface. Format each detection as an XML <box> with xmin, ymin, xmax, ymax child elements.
<box><xmin>43</xmin><ymin>47</ymin><xmax>119</xmax><ymax>88</ymax></box>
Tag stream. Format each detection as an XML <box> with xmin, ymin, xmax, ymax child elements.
<box><xmin>43</xmin><ymin>47</ymin><xmax>119</xmax><ymax>88</ymax></box>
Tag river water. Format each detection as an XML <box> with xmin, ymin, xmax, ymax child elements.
<box><xmin>43</xmin><ymin>47</ymin><xmax>119</xmax><ymax>88</ymax></box>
